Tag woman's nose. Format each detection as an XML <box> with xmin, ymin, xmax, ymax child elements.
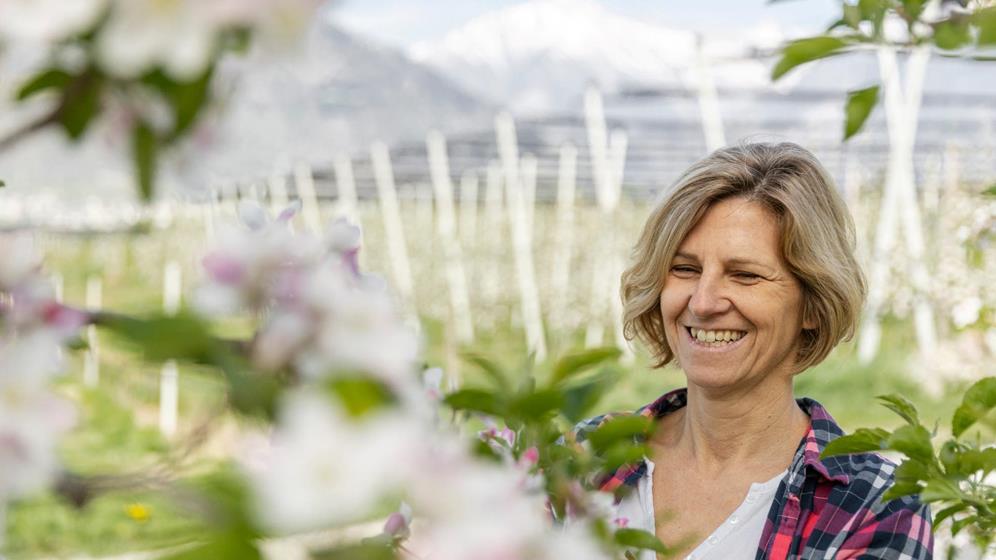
<box><xmin>687</xmin><ymin>275</ymin><xmax>730</xmax><ymax>318</ymax></box>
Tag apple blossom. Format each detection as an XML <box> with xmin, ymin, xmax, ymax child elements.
<box><xmin>0</xmin><ymin>0</ymin><xmax>106</xmax><ymax>43</ymax></box>
<box><xmin>244</xmin><ymin>390</ymin><xmax>422</xmax><ymax>535</ymax></box>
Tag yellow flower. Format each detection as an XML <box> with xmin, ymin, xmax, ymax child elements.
<box><xmin>126</xmin><ymin>503</ymin><xmax>151</xmax><ymax>522</ymax></box>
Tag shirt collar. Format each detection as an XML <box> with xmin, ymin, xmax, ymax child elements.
<box><xmin>601</xmin><ymin>388</ymin><xmax>852</xmax><ymax>491</ymax></box>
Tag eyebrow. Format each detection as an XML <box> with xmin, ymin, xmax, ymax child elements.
<box><xmin>672</xmin><ymin>252</ymin><xmax>773</xmax><ymax>270</ymax></box>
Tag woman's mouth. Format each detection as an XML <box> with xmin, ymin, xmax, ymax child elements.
<box><xmin>685</xmin><ymin>326</ymin><xmax>747</xmax><ymax>348</ymax></box>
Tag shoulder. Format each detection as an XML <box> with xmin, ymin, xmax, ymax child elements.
<box><xmin>568</xmin><ymin>412</ymin><xmax>627</xmax><ymax>444</ymax></box>
<box><xmin>571</xmin><ymin>388</ymin><xmax>689</xmax><ymax>444</ymax></box>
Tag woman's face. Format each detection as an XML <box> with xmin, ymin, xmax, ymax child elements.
<box><xmin>659</xmin><ymin>197</ymin><xmax>812</xmax><ymax>392</ymax></box>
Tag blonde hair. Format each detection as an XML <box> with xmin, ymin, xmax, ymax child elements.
<box><xmin>621</xmin><ymin>142</ymin><xmax>866</xmax><ymax>372</ymax></box>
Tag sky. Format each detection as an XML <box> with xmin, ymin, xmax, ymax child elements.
<box><xmin>333</xmin><ymin>0</ymin><xmax>839</xmax><ymax>48</ymax></box>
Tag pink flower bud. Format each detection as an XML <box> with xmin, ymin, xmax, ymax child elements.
<box><xmin>383</xmin><ymin>512</ymin><xmax>408</xmax><ymax>536</ymax></box>
<box><xmin>522</xmin><ymin>446</ymin><xmax>539</xmax><ymax>465</ymax></box>
<box><xmin>202</xmin><ymin>253</ymin><xmax>245</xmax><ymax>284</ymax></box>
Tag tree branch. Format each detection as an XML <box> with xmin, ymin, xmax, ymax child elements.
<box><xmin>0</xmin><ymin>108</ymin><xmax>61</xmax><ymax>153</ymax></box>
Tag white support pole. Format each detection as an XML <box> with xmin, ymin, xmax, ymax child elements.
<box><xmin>222</xmin><ymin>184</ymin><xmax>239</xmax><ymax>220</ymax></box>
<box><xmin>268</xmin><ymin>172</ymin><xmax>290</xmax><ymax>215</ymax></box>
<box><xmin>370</xmin><ymin>142</ymin><xmax>416</xmax><ymax>310</ymax></box>
<box><xmin>943</xmin><ymin>143</ymin><xmax>960</xmax><ymax>195</ymax></box>
<box><xmin>333</xmin><ymin>154</ymin><xmax>360</xmax><ymax>222</ymax></box>
<box><xmin>495</xmin><ymin>113</ymin><xmax>547</xmax><ymax>360</ymax></box>
<box><xmin>551</xmin><ymin>143</ymin><xmax>578</xmax><ymax>332</ymax></box>
<box><xmin>202</xmin><ymin>200</ymin><xmax>216</xmax><ymax>240</ymax></box>
<box><xmin>83</xmin><ymin>275</ymin><xmax>102</xmax><ymax>387</ymax></box>
<box><xmin>427</xmin><ymin>131</ymin><xmax>475</xmax><ymax>343</ymax></box>
<box><xmin>459</xmin><ymin>171</ymin><xmax>479</xmax><ymax>248</ymax></box>
<box><xmin>583</xmin><ymin>89</ymin><xmax>630</xmax><ymax>356</ymax></box>
<box><xmin>293</xmin><ymin>163</ymin><xmax>323</xmax><ymax>234</ymax></box>
<box><xmin>520</xmin><ymin>153</ymin><xmax>538</xmax><ymax>237</ymax></box>
<box><xmin>246</xmin><ymin>183</ymin><xmax>261</xmax><ymax>202</ymax></box>
<box><xmin>51</xmin><ymin>273</ymin><xmax>63</xmax><ymax>303</ymax></box>
<box><xmin>415</xmin><ymin>183</ymin><xmax>435</xmax><ymax>243</ymax></box>
<box><xmin>482</xmin><ymin>161</ymin><xmax>505</xmax><ymax>309</ymax></box>
<box><xmin>844</xmin><ymin>158</ymin><xmax>867</xmax><ymax>264</ymax></box>
<box><xmin>459</xmin><ymin>170</ymin><xmax>479</xmax><ymax>297</ymax></box>
<box><xmin>693</xmin><ymin>33</ymin><xmax>726</xmax><ymax>151</ymax></box>
<box><xmin>160</xmin><ymin>261</ymin><xmax>181</xmax><ymax>438</ymax></box>
<box><xmin>858</xmin><ymin>46</ymin><xmax>935</xmax><ymax>363</ymax></box>
<box><xmin>584</xmin><ymin>88</ymin><xmax>610</xmax><ymax>211</ymax></box>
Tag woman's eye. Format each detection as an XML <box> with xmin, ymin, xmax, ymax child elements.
<box><xmin>670</xmin><ymin>266</ymin><xmax>697</xmax><ymax>275</ymax></box>
<box><xmin>733</xmin><ymin>272</ymin><xmax>761</xmax><ymax>281</ymax></box>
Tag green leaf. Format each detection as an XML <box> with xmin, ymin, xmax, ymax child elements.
<box><xmin>772</xmin><ymin>36</ymin><xmax>849</xmax><ymax>80</ymax></box>
<box><xmin>920</xmin><ymin>478</ymin><xmax>966</xmax><ymax>503</ymax></box>
<box><xmin>587</xmin><ymin>416</ymin><xmax>653</xmax><ymax>453</ymax></box>
<box><xmin>614</xmin><ymin>528</ymin><xmax>668</xmax><ymax>553</ymax></box>
<box><xmin>550</xmin><ymin>346</ymin><xmax>621</xmax><ymax>385</ymax></box>
<box><xmin>602</xmin><ymin>442</ymin><xmax>650</xmax><ymax>473</ymax></box>
<box><xmin>168</xmin><ymin>68</ymin><xmax>213</xmax><ymax>141</ymax></box>
<box><xmin>162</xmin><ymin>469</ymin><xmax>263</xmax><ymax>559</ymax></box>
<box><xmin>224</xmin><ymin>366</ymin><xmax>281</xmax><ymax>419</ymax></box>
<box><xmin>933</xmin><ymin>503</ymin><xmax>969</xmax><ymax>527</ymax></box>
<box><xmin>883</xmin><ymin>481</ymin><xmax>925</xmax><ymax>501</ymax></box>
<box><xmin>443</xmin><ymin>388</ymin><xmax>505</xmax><ymax>416</ymax></box>
<box><xmin>859</xmin><ymin>0</ymin><xmax>889</xmax><ymax>35</ymax></box>
<box><xmin>844</xmin><ymin>85</ymin><xmax>880</xmax><ymax>140</ymax></box>
<box><xmin>895</xmin><ymin>459</ymin><xmax>930</xmax><ymax>483</ymax></box>
<box><xmin>939</xmin><ymin>440</ymin><xmax>969</xmax><ymax>475</ymax></box>
<box><xmin>311</xmin><ymin>543</ymin><xmax>395</xmax><ymax>560</ymax></box>
<box><xmin>950</xmin><ymin>514</ymin><xmax>977</xmax><ymax>536</ymax></box>
<box><xmin>132</xmin><ymin>121</ymin><xmax>158</xmax><ymax>201</ymax></box>
<box><xmin>326</xmin><ymin>377</ymin><xmax>398</xmax><ymax>418</ymax></box>
<box><xmin>508</xmin><ymin>389</ymin><xmax>565</xmax><ymax>421</ymax></box>
<box><xmin>820</xmin><ymin>428</ymin><xmax>890</xmax><ymax>459</ymax></box>
<box><xmin>161</xmin><ymin>537</ymin><xmax>262</xmax><ymax>560</ymax></box>
<box><xmin>58</xmin><ymin>74</ymin><xmax>102</xmax><ymax>140</ymax></box>
<box><xmin>561</xmin><ymin>375</ymin><xmax>609</xmax><ymax>424</ymax></box>
<box><xmin>900</xmin><ymin>0</ymin><xmax>926</xmax><ymax>22</ymax></box>
<box><xmin>949</xmin><ymin>447</ymin><xmax>996</xmax><ymax>476</ymax></box>
<box><xmin>974</xmin><ymin>7</ymin><xmax>996</xmax><ymax>46</ymax></box>
<box><xmin>933</xmin><ymin>20</ymin><xmax>972</xmax><ymax>50</ymax></box>
<box><xmin>885</xmin><ymin>425</ymin><xmax>935</xmax><ymax>465</ymax></box>
<box><xmin>877</xmin><ymin>393</ymin><xmax>920</xmax><ymax>426</ymax></box>
<box><xmin>0</xmin><ymin>179</ymin><xmax>5</xmax><ymax>188</ymax></box>
<box><xmin>461</xmin><ymin>352</ymin><xmax>509</xmax><ymax>390</ymax></box>
<box><xmin>952</xmin><ymin>377</ymin><xmax>996</xmax><ymax>438</ymax></box>
<box><xmin>983</xmin><ymin>184</ymin><xmax>996</xmax><ymax>197</ymax></box>
<box><xmin>100</xmin><ymin>311</ymin><xmax>219</xmax><ymax>363</ymax></box>
<box><xmin>16</xmin><ymin>68</ymin><xmax>73</xmax><ymax>101</ymax></box>
<box><xmin>844</xmin><ymin>2</ymin><xmax>862</xmax><ymax>27</ymax></box>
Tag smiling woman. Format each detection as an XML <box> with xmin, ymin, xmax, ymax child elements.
<box><xmin>574</xmin><ymin>143</ymin><xmax>933</xmax><ymax>559</ymax></box>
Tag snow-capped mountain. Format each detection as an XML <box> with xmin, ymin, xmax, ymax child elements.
<box><xmin>408</xmin><ymin>0</ymin><xmax>795</xmax><ymax>113</ymax></box>
<box><xmin>195</xmin><ymin>21</ymin><xmax>492</xmax><ymax>183</ymax></box>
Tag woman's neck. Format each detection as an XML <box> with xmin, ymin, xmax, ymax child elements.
<box><xmin>656</xmin><ymin>381</ymin><xmax>810</xmax><ymax>477</ymax></box>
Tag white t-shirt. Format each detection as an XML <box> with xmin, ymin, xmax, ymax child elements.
<box><xmin>614</xmin><ymin>459</ymin><xmax>786</xmax><ymax>560</ymax></box>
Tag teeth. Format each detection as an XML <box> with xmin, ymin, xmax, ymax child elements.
<box><xmin>690</xmin><ymin>328</ymin><xmax>745</xmax><ymax>344</ymax></box>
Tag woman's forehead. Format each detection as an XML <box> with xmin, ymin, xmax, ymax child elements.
<box><xmin>671</xmin><ymin>198</ymin><xmax>785</xmax><ymax>266</ymax></box>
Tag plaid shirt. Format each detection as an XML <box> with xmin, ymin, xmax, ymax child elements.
<box><xmin>574</xmin><ymin>388</ymin><xmax>933</xmax><ymax>559</ymax></box>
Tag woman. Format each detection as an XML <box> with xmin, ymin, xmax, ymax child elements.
<box><xmin>575</xmin><ymin>143</ymin><xmax>932</xmax><ymax>559</ymax></box>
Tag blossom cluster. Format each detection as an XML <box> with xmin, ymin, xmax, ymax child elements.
<box><xmin>0</xmin><ymin>0</ymin><xmax>323</xmax><ymax>80</ymax></box>
<box><xmin>0</xmin><ymin>235</ymin><xmax>84</xmax><ymax>503</ymax></box>
<box><xmin>201</xmin><ymin>204</ymin><xmax>615</xmax><ymax>558</ymax></box>
<box><xmin>195</xmin><ymin>201</ymin><xmax>418</xmax><ymax>387</ymax></box>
